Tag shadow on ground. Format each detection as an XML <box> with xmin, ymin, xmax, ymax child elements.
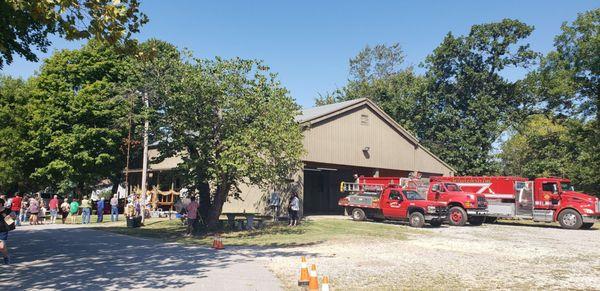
<box><xmin>0</xmin><ymin>225</ymin><xmax>313</xmax><ymax>290</ymax></box>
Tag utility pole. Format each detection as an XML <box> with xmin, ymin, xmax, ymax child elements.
<box><xmin>124</xmin><ymin>94</ymin><xmax>133</xmax><ymax>197</ymax></box>
<box><xmin>140</xmin><ymin>91</ymin><xmax>149</xmax><ymax>224</ymax></box>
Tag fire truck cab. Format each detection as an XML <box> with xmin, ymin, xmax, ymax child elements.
<box><xmin>427</xmin><ymin>177</ymin><xmax>488</xmax><ymax>226</ymax></box>
<box><xmin>435</xmin><ymin>176</ymin><xmax>600</xmax><ymax>229</ymax></box>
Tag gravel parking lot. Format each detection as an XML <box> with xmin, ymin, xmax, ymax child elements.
<box><xmin>254</xmin><ymin>217</ymin><xmax>600</xmax><ymax>290</ymax></box>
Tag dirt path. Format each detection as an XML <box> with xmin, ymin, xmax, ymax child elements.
<box><xmin>252</xmin><ymin>218</ymin><xmax>600</xmax><ymax>290</ymax></box>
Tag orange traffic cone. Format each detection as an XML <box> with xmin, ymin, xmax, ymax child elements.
<box><xmin>216</xmin><ymin>236</ymin><xmax>224</xmax><ymax>250</ymax></box>
<box><xmin>321</xmin><ymin>276</ymin><xmax>330</xmax><ymax>291</ymax></box>
<box><xmin>212</xmin><ymin>235</ymin><xmax>218</xmax><ymax>249</ymax></box>
<box><xmin>308</xmin><ymin>264</ymin><xmax>319</xmax><ymax>290</ymax></box>
<box><xmin>298</xmin><ymin>257</ymin><xmax>309</xmax><ymax>286</ymax></box>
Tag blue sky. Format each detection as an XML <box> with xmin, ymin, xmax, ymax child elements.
<box><xmin>2</xmin><ymin>1</ymin><xmax>598</xmax><ymax>108</ymax></box>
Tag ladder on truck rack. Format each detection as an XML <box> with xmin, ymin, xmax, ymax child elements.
<box><xmin>340</xmin><ymin>182</ymin><xmax>384</xmax><ymax>195</ymax></box>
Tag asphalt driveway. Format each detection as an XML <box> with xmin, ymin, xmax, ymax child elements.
<box><xmin>0</xmin><ymin>223</ymin><xmax>282</xmax><ymax>290</ymax></box>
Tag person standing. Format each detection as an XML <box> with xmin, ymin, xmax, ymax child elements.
<box><xmin>185</xmin><ymin>196</ymin><xmax>199</xmax><ymax>236</ymax></box>
<box><xmin>0</xmin><ymin>198</ymin><xmax>17</xmax><ymax>264</ymax></box>
<box><xmin>96</xmin><ymin>197</ymin><xmax>105</xmax><ymax>223</ymax></box>
<box><xmin>28</xmin><ymin>197</ymin><xmax>39</xmax><ymax>225</ymax></box>
<box><xmin>69</xmin><ymin>198</ymin><xmax>80</xmax><ymax>224</ymax></box>
<box><xmin>288</xmin><ymin>193</ymin><xmax>300</xmax><ymax>227</ymax></box>
<box><xmin>110</xmin><ymin>194</ymin><xmax>119</xmax><ymax>222</ymax></box>
<box><xmin>20</xmin><ymin>195</ymin><xmax>29</xmax><ymax>224</ymax></box>
<box><xmin>60</xmin><ymin>199</ymin><xmax>70</xmax><ymax>224</ymax></box>
<box><xmin>48</xmin><ymin>195</ymin><xmax>59</xmax><ymax>224</ymax></box>
<box><xmin>10</xmin><ymin>193</ymin><xmax>21</xmax><ymax>226</ymax></box>
<box><xmin>80</xmin><ymin>196</ymin><xmax>91</xmax><ymax>224</ymax></box>
<box><xmin>39</xmin><ymin>198</ymin><xmax>47</xmax><ymax>224</ymax></box>
<box><xmin>269</xmin><ymin>191</ymin><xmax>281</xmax><ymax>222</ymax></box>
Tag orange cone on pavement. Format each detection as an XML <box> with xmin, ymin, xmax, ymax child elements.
<box><xmin>298</xmin><ymin>257</ymin><xmax>310</xmax><ymax>286</ymax></box>
<box><xmin>213</xmin><ymin>234</ymin><xmax>224</xmax><ymax>250</ymax></box>
<box><xmin>321</xmin><ymin>276</ymin><xmax>330</xmax><ymax>291</ymax></box>
<box><xmin>308</xmin><ymin>264</ymin><xmax>319</xmax><ymax>290</ymax></box>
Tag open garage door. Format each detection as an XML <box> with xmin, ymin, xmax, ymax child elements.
<box><xmin>303</xmin><ymin>164</ymin><xmax>376</xmax><ymax>214</ymax></box>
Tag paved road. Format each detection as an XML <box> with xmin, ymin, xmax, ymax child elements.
<box><xmin>0</xmin><ymin>224</ymin><xmax>282</xmax><ymax>290</ymax></box>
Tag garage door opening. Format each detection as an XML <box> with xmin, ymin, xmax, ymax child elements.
<box><xmin>303</xmin><ymin>163</ymin><xmax>376</xmax><ymax>214</ymax></box>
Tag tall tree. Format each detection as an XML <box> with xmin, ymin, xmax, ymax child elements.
<box><xmin>26</xmin><ymin>42</ymin><xmax>130</xmax><ymax>195</ymax></box>
<box><xmin>419</xmin><ymin>19</ymin><xmax>538</xmax><ymax>174</ymax></box>
<box><xmin>0</xmin><ymin>76</ymin><xmax>31</xmax><ymax>192</ymax></box>
<box><xmin>532</xmin><ymin>8</ymin><xmax>599</xmax><ymax>118</ymax></box>
<box><xmin>0</xmin><ymin>0</ymin><xmax>147</xmax><ymax>69</ymax></box>
<box><xmin>153</xmin><ymin>57</ymin><xmax>304</xmax><ymax>229</ymax></box>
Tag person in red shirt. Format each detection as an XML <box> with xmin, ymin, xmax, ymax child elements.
<box><xmin>49</xmin><ymin>195</ymin><xmax>59</xmax><ymax>224</ymax></box>
<box><xmin>185</xmin><ymin>196</ymin><xmax>199</xmax><ymax>236</ymax></box>
<box><xmin>9</xmin><ymin>194</ymin><xmax>21</xmax><ymax>226</ymax></box>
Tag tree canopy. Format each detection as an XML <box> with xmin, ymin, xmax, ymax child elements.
<box><xmin>0</xmin><ymin>0</ymin><xmax>147</xmax><ymax>69</ymax></box>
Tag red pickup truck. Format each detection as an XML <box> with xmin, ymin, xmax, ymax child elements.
<box><xmin>338</xmin><ymin>178</ymin><xmax>447</xmax><ymax>227</ymax></box>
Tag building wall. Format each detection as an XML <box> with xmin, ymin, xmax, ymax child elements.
<box><xmin>302</xmin><ymin>105</ymin><xmax>453</xmax><ymax>176</ymax></box>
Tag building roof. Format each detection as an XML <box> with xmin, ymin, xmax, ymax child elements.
<box><xmin>298</xmin><ymin>98</ymin><xmax>456</xmax><ymax>172</ymax></box>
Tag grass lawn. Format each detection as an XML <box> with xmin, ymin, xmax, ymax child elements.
<box><xmin>95</xmin><ymin>217</ymin><xmax>419</xmax><ymax>247</ymax></box>
<box><xmin>28</xmin><ymin>214</ymin><xmax>121</xmax><ymax>225</ymax></box>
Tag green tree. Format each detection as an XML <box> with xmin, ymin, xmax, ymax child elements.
<box><xmin>26</xmin><ymin>42</ymin><xmax>130</xmax><ymax>195</ymax></box>
<box><xmin>500</xmin><ymin>115</ymin><xmax>599</xmax><ymax>196</ymax></box>
<box><xmin>153</xmin><ymin>56</ymin><xmax>304</xmax><ymax>229</ymax></box>
<box><xmin>419</xmin><ymin>19</ymin><xmax>538</xmax><ymax>174</ymax></box>
<box><xmin>0</xmin><ymin>0</ymin><xmax>147</xmax><ymax>68</ymax></box>
<box><xmin>0</xmin><ymin>76</ymin><xmax>31</xmax><ymax>191</ymax></box>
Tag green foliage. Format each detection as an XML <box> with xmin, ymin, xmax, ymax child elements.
<box><xmin>0</xmin><ymin>0</ymin><xmax>147</xmax><ymax>68</ymax></box>
<box><xmin>532</xmin><ymin>8</ymin><xmax>599</xmax><ymax>118</ymax></box>
<box><xmin>25</xmin><ymin>42</ymin><xmax>130</xmax><ymax>195</ymax></box>
<box><xmin>0</xmin><ymin>76</ymin><xmax>30</xmax><ymax>191</ymax></box>
<box><xmin>500</xmin><ymin>115</ymin><xmax>599</xmax><ymax>195</ymax></box>
<box><xmin>156</xmin><ymin>57</ymin><xmax>304</xmax><ymax>228</ymax></box>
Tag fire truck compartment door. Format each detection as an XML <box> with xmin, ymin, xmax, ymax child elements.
<box><xmin>516</xmin><ymin>181</ymin><xmax>534</xmax><ymax>216</ymax></box>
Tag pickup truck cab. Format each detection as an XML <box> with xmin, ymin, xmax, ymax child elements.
<box><xmin>339</xmin><ymin>181</ymin><xmax>447</xmax><ymax>228</ymax></box>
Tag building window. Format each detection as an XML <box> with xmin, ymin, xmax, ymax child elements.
<box><xmin>361</xmin><ymin>114</ymin><xmax>369</xmax><ymax>126</ymax></box>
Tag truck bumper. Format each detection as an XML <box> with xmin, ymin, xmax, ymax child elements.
<box><xmin>425</xmin><ymin>214</ymin><xmax>446</xmax><ymax>221</ymax></box>
<box><xmin>582</xmin><ymin>215</ymin><xmax>599</xmax><ymax>223</ymax></box>
<box><xmin>467</xmin><ymin>209</ymin><xmax>488</xmax><ymax>216</ymax></box>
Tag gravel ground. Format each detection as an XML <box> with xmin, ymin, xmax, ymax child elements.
<box><xmin>249</xmin><ymin>217</ymin><xmax>600</xmax><ymax>290</ymax></box>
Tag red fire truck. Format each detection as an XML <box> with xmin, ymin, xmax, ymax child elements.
<box><xmin>338</xmin><ymin>177</ymin><xmax>447</xmax><ymax>227</ymax></box>
<box><xmin>432</xmin><ymin>176</ymin><xmax>600</xmax><ymax>229</ymax></box>
<box><xmin>427</xmin><ymin>177</ymin><xmax>489</xmax><ymax>226</ymax></box>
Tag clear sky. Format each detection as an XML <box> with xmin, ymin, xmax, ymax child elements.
<box><xmin>2</xmin><ymin>1</ymin><xmax>598</xmax><ymax>108</ymax></box>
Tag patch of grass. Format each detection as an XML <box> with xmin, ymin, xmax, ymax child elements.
<box><xmin>96</xmin><ymin>218</ymin><xmax>420</xmax><ymax>247</ymax></box>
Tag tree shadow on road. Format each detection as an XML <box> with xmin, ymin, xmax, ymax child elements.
<box><xmin>0</xmin><ymin>226</ymin><xmax>315</xmax><ymax>290</ymax></box>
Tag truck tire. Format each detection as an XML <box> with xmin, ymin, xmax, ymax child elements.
<box><xmin>448</xmin><ymin>206</ymin><xmax>468</xmax><ymax>226</ymax></box>
<box><xmin>429</xmin><ymin>219</ymin><xmax>443</xmax><ymax>227</ymax></box>
<box><xmin>351</xmin><ymin>208</ymin><xmax>366</xmax><ymax>221</ymax></box>
<box><xmin>558</xmin><ymin>209</ymin><xmax>583</xmax><ymax>229</ymax></box>
<box><xmin>409</xmin><ymin>212</ymin><xmax>425</xmax><ymax>228</ymax></box>
<box><xmin>580</xmin><ymin>222</ymin><xmax>594</xmax><ymax>229</ymax></box>
<box><xmin>468</xmin><ymin>216</ymin><xmax>485</xmax><ymax>226</ymax></box>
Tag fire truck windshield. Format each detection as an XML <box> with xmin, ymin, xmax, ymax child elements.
<box><xmin>560</xmin><ymin>182</ymin><xmax>575</xmax><ymax>191</ymax></box>
<box><xmin>444</xmin><ymin>183</ymin><xmax>461</xmax><ymax>191</ymax></box>
<box><xmin>402</xmin><ymin>190</ymin><xmax>425</xmax><ymax>200</ymax></box>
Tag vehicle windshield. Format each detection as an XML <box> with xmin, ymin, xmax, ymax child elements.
<box><xmin>560</xmin><ymin>182</ymin><xmax>575</xmax><ymax>191</ymax></box>
<box><xmin>444</xmin><ymin>183</ymin><xmax>461</xmax><ymax>191</ymax></box>
<box><xmin>402</xmin><ymin>190</ymin><xmax>424</xmax><ymax>200</ymax></box>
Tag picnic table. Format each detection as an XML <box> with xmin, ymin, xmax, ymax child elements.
<box><xmin>223</xmin><ymin>212</ymin><xmax>260</xmax><ymax>230</ymax></box>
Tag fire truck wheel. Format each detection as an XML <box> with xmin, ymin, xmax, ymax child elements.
<box><xmin>351</xmin><ymin>208</ymin><xmax>366</xmax><ymax>221</ymax></box>
<box><xmin>468</xmin><ymin>216</ymin><xmax>485</xmax><ymax>226</ymax></box>
<box><xmin>558</xmin><ymin>209</ymin><xmax>583</xmax><ymax>229</ymax></box>
<box><xmin>409</xmin><ymin>212</ymin><xmax>425</xmax><ymax>228</ymax></box>
<box><xmin>429</xmin><ymin>219</ymin><xmax>443</xmax><ymax>227</ymax></box>
<box><xmin>580</xmin><ymin>222</ymin><xmax>594</xmax><ymax>229</ymax></box>
<box><xmin>448</xmin><ymin>206</ymin><xmax>468</xmax><ymax>226</ymax></box>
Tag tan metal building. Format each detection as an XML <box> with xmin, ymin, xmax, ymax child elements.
<box><xmin>129</xmin><ymin>98</ymin><xmax>455</xmax><ymax>215</ymax></box>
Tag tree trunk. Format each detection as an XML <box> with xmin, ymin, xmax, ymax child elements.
<box><xmin>206</xmin><ymin>179</ymin><xmax>230</xmax><ymax>230</ymax></box>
